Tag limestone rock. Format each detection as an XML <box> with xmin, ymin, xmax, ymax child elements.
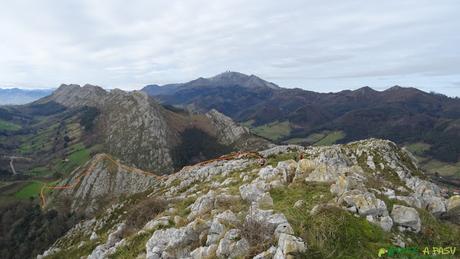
<box><xmin>274</xmin><ymin>233</ymin><xmax>307</xmax><ymax>259</ymax></box>
<box><xmin>391</xmin><ymin>205</ymin><xmax>421</xmax><ymax>233</ymax></box>
<box><xmin>188</xmin><ymin>190</ymin><xmax>216</xmax><ymax>220</ymax></box>
<box><xmin>216</xmin><ymin>229</ymin><xmax>250</xmax><ymax>258</ymax></box>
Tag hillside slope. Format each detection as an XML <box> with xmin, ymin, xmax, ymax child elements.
<box><xmin>39</xmin><ymin>139</ymin><xmax>460</xmax><ymax>259</ymax></box>
<box><xmin>44</xmin><ymin>153</ymin><xmax>160</xmax><ymax>216</ymax></box>
<box><xmin>0</xmin><ymin>84</ymin><xmax>269</xmax><ymax>176</ymax></box>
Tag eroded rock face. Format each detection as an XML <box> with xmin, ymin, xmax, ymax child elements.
<box><xmin>57</xmin><ymin>154</ymin><xmax>158</xmax><ymax>215</ymax></box>
<box><xmin>205</xmin><ymin>109</ymin><xmax>250</xmax><ymax>145</ymax></box>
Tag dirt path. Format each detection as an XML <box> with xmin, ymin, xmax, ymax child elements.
<box><xmin>9</xmin><ymin>157</ymin><xmax>17</xmax><ymax>175</ymax></box>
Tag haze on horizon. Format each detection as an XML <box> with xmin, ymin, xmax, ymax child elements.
<box><xmin>1</xmin><ymin>0</ymin><xmax>459</xmax><ymax>97</ymax></box>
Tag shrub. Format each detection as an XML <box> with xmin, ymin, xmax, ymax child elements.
<box><xmin>125</xmin><ymin>197</ymin><xmax>167</xmax><ymax>230</ymax></box>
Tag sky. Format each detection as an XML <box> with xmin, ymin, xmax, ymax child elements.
<box><xmin>0</xmin><ymin>0</ymin><xmax>459</xmax><ymax>97</ymax></box>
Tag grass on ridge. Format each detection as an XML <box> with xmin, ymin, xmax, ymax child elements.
<box><xmin>0</xmin><ymin>119</ymin><xmax>21</xmax><ymax>131</ymax></box>
<box><xmin>252</xmin><ymin>121</ymin><xmax>291</xmax><ymax>141</ymax></box>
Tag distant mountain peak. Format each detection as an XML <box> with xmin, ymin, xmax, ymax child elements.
<box><xmin>199</xmin><ymin>71</ymin><xmax>280</xmax><ymax>89</ymax></box>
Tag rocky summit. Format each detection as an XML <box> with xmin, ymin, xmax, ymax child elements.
<box><xmin>38</xmin><ymin>139</ymin><xmax>460</xmax><ymax>259</ymax></box>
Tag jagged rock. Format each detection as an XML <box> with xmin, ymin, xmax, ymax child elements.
<box><xmin>89</xmin><ymin>223</ymin><xmax>126</xmax><ymax>259</ymax></box>
<box><xmin>206</xmin><ymin>219</ymin><xmax>225</xmax><ymax>245</ymax></box>
<box><xmin>205</xmin><ymin>109</ymin><xmax>250</xmax><ymax>145</ymax></box>
<box><xmin>57</xmin><ymin>154</ymin><xmax>158</xmax><ymax>215</ymax></box>
<box><xmin>274</xmin><ymin>223</ymin><xmax>294</xmax><ymax>239</ymax></box>
<box><xmin>190</xmin><ymin>244</ymin><xmax>218</xmax><ymax>259</ymax></box>
<box><xmin>216</xmin><ymin>229</ymin><xmax>250</xmax><ymax>258</ymax></box>
<box><xmin>259</xmin><ymin>145</ymin><xmax>304</xmax><ymax>158</ymax></box>
<box><xmin>305</xmin><ymin>164</ymin><xmax>335</xmax><ymax>182</ymax></box>
<box><xmin>146</xmin><ymin>218</ymin><xmax>210</xmax><ymax>259</ymax></box>
<box><xmin>294</xmin><ymin>159</ymin><xmax>316</xmax><ymax>181</ymax></box>
<box><xmin>391</xmin><ymin>205</ymin><xmax>421</xmax><ymax>233</ymax></box>
<box><xmin>90</xmin><ymin>231</ymin><xmax>98</xmax><ymax>241</ymax></box>
<box><xmin>423</xmin><ymin>196</ymin><xmax>446</xmax><ymax>214</ymax></box>
<box><xmin>340</xmin><ymin>190</ymin><xmax>388</xmax><ymax>217</ymax></box>
<box><xmin>188</xmin><ymin>190</ymin><xmax>216</xmax><ymax>220</ymax></box>
<box><xmin>239</xmin><ymin>181</ymin><xmax>269</xmax><ymax>203</ymax></box>
<box><xmin>274</xmin><ymin>233</ymin><xmax>307</xmax><ymax>259</ymax></box>
<box><xmin>276</xmin><ymin>160</ymin><xmax>297</xmax><ymax>184</ymax></box>
<box><xmin>248</xmin><ymin>206</ymin><xmax>289</xmax><ymax>231</ymax></box>
<box><xmin>258</xmin><ymin>166</ymin><xmax>282</xmax><ymax>182</ymax></box>
<box><xmin>330</xmin><ymin>174</ymin><xmax>365</xmax><ymax>197</ymax></box>
<box><xmin>215</xmin><ymin>210</ymin><xmax>239</xmax><ymax>225</ymax></box>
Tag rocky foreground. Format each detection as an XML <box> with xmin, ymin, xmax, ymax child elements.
<box><xmin>39</xmin><ymin>139</ymin><xmax>460</xmax><ymax>259</ymax></box>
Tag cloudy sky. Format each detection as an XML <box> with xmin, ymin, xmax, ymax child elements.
<box><xmin>1</xmin><ymin>0</ymin><xmax>459</xmax><ymax>96</ymax></box>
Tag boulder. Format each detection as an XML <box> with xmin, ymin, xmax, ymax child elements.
<box><xmin>254</xmin><ymin>246</ymin><xmax>277</xmax><ymax>259</ymax></box>
<box><xmin>239</xmin><ymin>181</ymin><xmax>269</xmax><ymax>203</ymax></box>
<box><xmin>216</xmin><ymin>229</ymin><xmax>250</xmax><ymax>258</ymax></box>
<box><xmin>294</xmin><ymin>159</ymin><xmax>316</xmax><ymax>181</ymax></box>
<box><xmin>274</xmin><ymin>223</ymin><xmax>294</xmax><ymax>239</ymax></box>
<box><xmin>146</xmin><ymin>218</ymin><xmax>210</xmax><ymax>258</ymax></box>
<box><xmin>276</xmin><ymin>160</ymin><xmax>297</xmax><ymax>183</ymax></box>
<box><xmin>274</xmin><ymin>233</ymin><xmax>307</xmax><ymax>259</ymax></box>
<box><xmin>190</xmin><ymin>244</ymin><xmax>218</xmax><ymax>259</ymax></box>
<box><xmin>340</xmin><ymin>190</ymin><xmax>388</xmax><ymax>217</ymax></box>
<box><xmin>188</xmin><ymin>190</ymin><xmax>216</xmax><ymax>220</ymax></box>
<box><xmin>206</xmin><ymin>218</ymin><xmax>225</xmax><ymax>245</ymax></box>
<box><xmin>391</xmin><ymin>205</ymin><xmax>421</xmax><ymax>233</ymax></box>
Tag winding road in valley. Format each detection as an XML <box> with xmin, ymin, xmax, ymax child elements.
<box><xmin>2</xmin><ymin>156</ymin><xmax>32</xmax><ymax>175</ymax></box>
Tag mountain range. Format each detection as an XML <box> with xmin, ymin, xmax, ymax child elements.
<box><xmin>1</xmin><ymin>72</ymin><xmax>460</xmax><ymax>259</ymax></box>
<box><xmin>143</xmin><ymin>71</ymin><xmax>460</xmax><ymax>171</ymax></box>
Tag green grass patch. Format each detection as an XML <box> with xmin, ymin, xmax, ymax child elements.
<box><xmin>0</xmin><ymin>119</ymin><xmax>21</xmax><ymax>131</ymax></box>
<box><xmin>404</xmin><ymin>142</ymin><xmax>431</xmax><ymax>156</ymax></box>
<box><xmin>54</xmin><ymin>143</ymin><xmax>90</xmax><ymax>175</ymax></box>
<box><xmin>270</xmin><ymin>182</ymin><xmax>391</xmax><ymax>259</ymax></box>
<box><xmin>241</xmin><ymin>119</ymin><xmax>255</xmax><ymax>127</ymax></box>
<box><xmin>421</xmin><ymin>159</ymin><xmax>460</xmax><ymax>177</ymax></box>
<box><xmin>25</xmin><ymin>166</ymin><xmax>52</xmax><ymax>176</ymax></box>
<box><xmin>313</xmin><ymin>130</ymin><xmax>345</xmax><ymax>146</ymax></box>
<box><xmin>252</xmin><ymin>121</ymin><xmax>291</xmax><ymax>141</ymax></box>
<box><xmin>46</xmin><ymin>240</ymin><xmax>98</xmax><ymax>259</ymax></box>
<box><xmin>14</xmin><ymin>181</ymin><xmax>45</xmax><ymax>199</ymax></box>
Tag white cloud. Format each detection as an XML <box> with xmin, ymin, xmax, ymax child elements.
<box><xmin>0</xmin><ymin>0</ymin><xmax>459</xmax><ymax>96</ymax></box>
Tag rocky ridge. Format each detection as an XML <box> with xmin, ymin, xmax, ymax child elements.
<box><xmin>38</xmin><ymin>84</ymin><xmax>268</xmax><ymax>173</ymax></box>
<box><xmin>39</xmin><ymin>139</ymin><xmax>460</xmax><ymax>259</ymax></box>
<box><xmin>47</xmin><ymin>153</ymin><xmax>159</xmax><ymax>216</ymax></box>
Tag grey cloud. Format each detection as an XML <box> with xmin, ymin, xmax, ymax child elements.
<box><xmin>0</xmin><ymin>0</ymin><xmax>459</xmax><ymax>96</ymax></box>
